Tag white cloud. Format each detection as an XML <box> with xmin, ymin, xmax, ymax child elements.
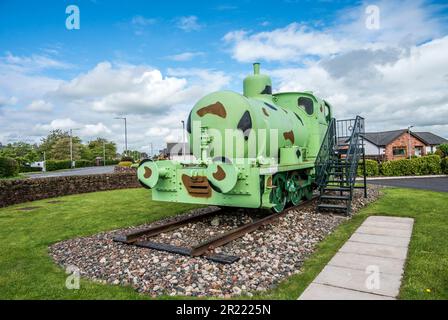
<box><xmin>131</xmin><ymin>15</ymin><xmax>156</xmax><ymax>26</ymax></box>
<box><xmin>130</xmin><ymin>15</ymin><xmax>156</xmax><ymax>35</ymax></box>
<box><xmin>53</xmin><ymin>62</ymin><xmax>230</xmax><ymax>115</ymax></box>
<box><xmin>1</xmin><ymin>52</ymin><xmax>72</xmax><ymax>72</ymax></box>
<box><xmin>26</xmin><ymin>99</ymin><xmax>53</xmax><ymax>112</ymax></box>
<box><xmin>176</xmin><ymin>16</ymin><xmax>202</xmax><ymax>32</ymax></box>
<box><xmin>166</xmin><ymin>51</ymin><xmax>204</xmax><ymax>61</ymax></box>
<box><xmin>145</xmin><ymin>127</ymin><xmax>170</xmax><ymax>137</ymax></box>
<box><xmin>270</xmin><ymin>36</ymin><xmax>448</xmax><ymax>136</ymax></box>
<box><xmin>223</xmin><ymin>0</ymin><xmax>446</xmax><ymax>63</ymax></box>
<box><xmin>81</xmin><ymin>122</ymin><xmax>111</xmax><ymax>137</ymax></box>
<box><xmin>223</xmin><ymin>24</ymin><xmax>355</xmax><ymax>62</ymax></box>
<box><xmin>35</xmin><ymin>118</ymin><xmax>78</xmax><ymax>132</ymax></box>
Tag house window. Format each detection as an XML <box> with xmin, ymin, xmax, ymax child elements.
<box><xmin>392</xmin><ymin>147</ymin><xmax>406</xmax><ymax>156</ymax></box>
<box><xmin>415</xmin><ymin>146</ymin><xmax>423</xmax><ymax>157</ymax></box>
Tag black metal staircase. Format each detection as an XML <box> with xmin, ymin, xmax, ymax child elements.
<box><xmin>316</xmin><ymin>116</ymin><xmax>367</xmax><ymax>215</ymax></box>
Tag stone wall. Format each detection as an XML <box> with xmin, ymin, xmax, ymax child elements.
<box><xmin>0</xmin><ymin>172</ymin><xmax>141</xmax><ymax>208</ymax></box>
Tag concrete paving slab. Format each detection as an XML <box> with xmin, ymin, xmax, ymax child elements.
<box><xmin>365</xmin><ymin>216</ymin><xmax>414</xmax><ymax>225</ymax></box>
<box><xmin>356</xmin><ymin>226</ymin><xmax>412</xmax><ymax>238</ymax></box>
<box><xmin>349</xmin><ymin>233</ymin><xmax>411</xmax><ymax>247</ymax></box>
<box><xmin>298</xmin><ymin>216</ymin><xmax>414</xmax><ymax>300</ymax></box>
<box><xmin>339</xmin><ymin>241</ymin><xmax>409</xmax><ymax>260</ymax></box>
<box><xmin>314</xmin><ymin>265</ymin><xmax>401</xmax><ymax>297</ymax></box>
<box><xmin>299</xmin><ymin>283</ymin><xmax>394</xmax><ymax>300</ymax></box>
<box><xmin>361</xmin><ymin>221</ymin><xmax>413</xmax><ymax>230</ymax></box>
<box><xmin>328</xmin><ymin>252</ymin><xmax>405</xmax><ymax>275</ymax></box>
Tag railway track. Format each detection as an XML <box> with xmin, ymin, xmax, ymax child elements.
<box><xmin>113</xmin><ymin>195</ymin><xmax>318</xmax><ymax>264</ymax></box>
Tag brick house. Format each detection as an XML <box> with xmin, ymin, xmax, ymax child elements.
<box><xmin>362</xmin><ymin>129</ymin><xmax>447</xmax><ymax>161</ymax></box>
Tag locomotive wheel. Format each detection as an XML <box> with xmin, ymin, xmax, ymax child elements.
<box><xmin>289</xmin><ymin>172</ymin><xmax>303</xmax><ymax>206</ymax></box>
<box><xmin>270</xmin><ymin>174</ymin><xmax>287</xmax><ymax>213</ymax></box>
<box><xmin>303</xmin><ymin>185</ymin><xmax>313</xmax><ymax>200</ymax></box>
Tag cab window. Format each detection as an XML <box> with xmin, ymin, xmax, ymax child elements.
<box><xmin>297</xmin><ymin>97</ymin><xmax>314</xmax><ymax>115</ymax></box>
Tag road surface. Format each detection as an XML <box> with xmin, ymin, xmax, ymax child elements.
<box><xmin>26</xmin><ymin>166</ymin><xmax>115</xmax><ymax>179</ymax></box>
<box><xmin>368</xmin><ymin>177</ymin><xmax>448</xmax><ymax>192</ymax></box>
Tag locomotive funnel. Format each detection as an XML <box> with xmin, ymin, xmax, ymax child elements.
<box><xmin>243</xmin><ymin>63</ymin><xmax>273</xmax><ymax>100</ymax></box>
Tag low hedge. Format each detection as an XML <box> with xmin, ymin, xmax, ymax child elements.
<box><xmin>74</xmin><ymin>160</ymin><xmax>93</xmax><ymax>168</ymax></box>
<box><xmin>357</xmin><ymin>159</ymin><xmax>379</xmax><ymax>176</ymax></box>
<box><xmin>441</xmin><ymin>157</ymin><xmax>448</xmax><ymax>174</ymax></box>
<box><xmin>45</xmin><ymin>160</ymin><xmax>72</xmax><ymax>171</ymax></box>
<box><xmin>105</xmin><ymin>159</ymin><xmax>120</xmax><ymax>165</ymax></box>
<box><xmin>380</xmin><ymin>155</ymin><xmax>441</xmax><ymax>176</ymax></box>
<box><xmin>0</xmin><ymin>157</ymin><xmax>19</xmax><ymax>177</ymax></box>
<box><xmin>19</xmin><ymin>166</ymin><xmax>43</xmax><ymax>173</ymax></box>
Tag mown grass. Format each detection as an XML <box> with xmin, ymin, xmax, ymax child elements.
<box><xmin>0</xmin><ymin>187</ymin><xmax>446</xmax><ymax>299</ymax></box>
<box><xmin>0</xmin><ymin>189</ymin><xmax>201</xmax><ymax>299</ymax></box>
<box><xmin>256</xmin><ymin>187</ymin><xmax>448</xmax><ymax>300</ymax></box>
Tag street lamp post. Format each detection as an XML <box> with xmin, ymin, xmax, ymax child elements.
<box><xmin>181</xmin><ymin>120</ymin><xmax>185</xmax><ymax>161</ymax></box>
<box><xmin>408</xmin><ymin>125</ymin><xmax>414</xmax><ymax>159</ymax></box>
<box><xmin>69</xmin><ymin>128</ymin><xmax>80</xmax><ymax>168</ymax></box>
<box><xmin>42</xmin><ymin>151</ymin><xmax>46</xmax><ymax>172</ymax></box>
<box><xmin>103</xmin><ymin>141</ymin><xmax>106</xmax><ymax>166</ymax></box>
<box><xmin>114</xmin><ymin>117</ymin><xmax>128</xmax><ymax>156</ymax></box>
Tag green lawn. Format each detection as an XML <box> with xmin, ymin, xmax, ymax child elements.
<box><xmin>0</xmin><ymin>187</ymin><xmax>446</xmax><ymax>299</ymax></box>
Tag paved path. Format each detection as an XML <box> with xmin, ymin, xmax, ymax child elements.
<box><xmin>26</xmin><ymin>166</ymin><xmax>115</xmax><ymax>179</ymax></box>
<box><xmin>299</xmin><ymin>216</ymin><xmax>414</xmax><ymax>300</ymax></box>
<box><xmin>367</xmin><ymin>177</ymin><xmax>448</xmax><ymax>192</ymax></box>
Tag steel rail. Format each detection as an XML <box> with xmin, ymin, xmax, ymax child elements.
<box><xmin>113</xmin><ymin>207</ymin><xmax>222</xmax><ymax>244</ymax></box>
<box><xmin>189</xmin><ymin>195</ymin><xmax>318</xmax><ymax>257</ymax></box>
<box><xmin>113</xmin><ymin>196</ymin><xmax>318</xmax><ymax>264</ymax></box>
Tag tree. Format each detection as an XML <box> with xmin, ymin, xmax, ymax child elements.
<box><xmin>39</xmin><ymin>130</ymin><xmax>82</xmax><ymax>160</ymax></box>
<box><xmin>437</xmin><ymin>143</ymin><xmax>448</xmax><ymax>158</ymax></box>
<box><xmin>0</xmin><ymin>142</ymin><xmax>40</xmax><ymax>166</ymax></box>
<box><xmin>85</xmin><ymin>138</ymin><xmax>117</xmax><ymax>161</ymax></box>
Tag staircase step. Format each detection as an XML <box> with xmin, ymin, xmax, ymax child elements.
<box><xmin>320</xmin><ymin>195</ymin><xmax>350</xmax><ymax>200</ymax></box>
<box><xmin>317</xmin><ymin>204</ymin><xmax>348</xmax><ymax>211</ymax></box>
<box><xmin>324</xmin><ymin>187</ymin><xmax>351</xmax><ymax>192</ymax></box>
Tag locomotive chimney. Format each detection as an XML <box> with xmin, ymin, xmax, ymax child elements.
<box><xmin>243</xmin><ymin>63</ymin><xmax>273</xmax><ymax>101</ymax></box>
<box><xmin>253</xmin><ymin>62</ymin><xmax>260</xmax><ymax>75</ymax></box>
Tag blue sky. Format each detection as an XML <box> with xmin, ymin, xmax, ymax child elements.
<box><xmin>0</xmin><ymin>0</ymin><xmax>447</xmax><ymax>153</ymax></box>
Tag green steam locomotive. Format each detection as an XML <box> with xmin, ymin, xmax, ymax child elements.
<box><xmin>137</xmin><ymin>63</ymin><xmax>333</xmax><ymax>212</ymax></box>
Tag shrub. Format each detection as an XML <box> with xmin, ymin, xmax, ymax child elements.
<box><xmin>105</xmin><ymin>159</ymin><xmax>120</xmax><ymax>165</ymax></box>
<box><xmin>441</xmin><ymin>157</ymin><xmax>448</xmax><ymax>174</ymax></box>
<box><xmin>45</xmin><ymin>160</ymin><xmax>72</xmax><ymax>171</ymax></box>
<box><xmin>438</xmin><ymin>143</ymin><xmax>448</xmax><ymax>158</ymax></box>
<box><xmin>380</xmin><ymin>155</ymin><xmax>441</xmax><ymax>176</ymax></box>
<box><xmin>121</xmin><ymin>156</ymin><xmax>134</xmax><ymax>162</ymax></box>
<box><xmin>0</xmin><ymin>157</ymin><xmax>19</xmax><ymax>177</ymax></box>
<box><xmin>357</xmin><ymin>159</ymin><xmax>379</xmax><ymax>176</ymax></box>
<box><xmin>117</xmin><ymin>161</ymin><xmax>133</xmax><ymax>167</ymax></box>
<box><xmin>74</xmin><ymin>159</ymin><xmax>93</xmax><ymax>168</ymax></box>
<box><xmin>19</xmin><ymin>166</ymin><xmax>43</xmax><ymax>173</ymax></box>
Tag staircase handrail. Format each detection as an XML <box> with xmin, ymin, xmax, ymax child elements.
<box><xmin>315</xmin><ymin>118</ymin><xmax>336</xmax><ymax>187</ymax></box>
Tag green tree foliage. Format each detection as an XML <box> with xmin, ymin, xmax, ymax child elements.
<box><xmin>84</xmin><ymin>138</ymin><xmax>117</xmax><ymax>161</ymax></box>
<box><xmin>0</xmin><ymin>142</ymin><xmax>40</xmax><ymax>166</ymax></box>
<box><xmin>437</xmin><ymin>143</ymin><xmax>448</xmax><ymax>158</ymax></box>
<box><xmin>0</xmin><ymin>157</ymin><xmax>19</xmax><ymax>177</ymax></box>
<box><xmin>39</xmin><ymin>130</ymin><xmax>83</xmax><ymax>160</ymax></box>
<box><xmin>50</xmin><ymin>137</ymin><xmax>82</xmax><ymax>160</ymax></box>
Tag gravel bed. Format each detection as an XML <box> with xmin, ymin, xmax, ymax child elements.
<box><xmin>49</xmin><ymin>185</ymin><xmax>382</xmax><ymax>298</ymax></box>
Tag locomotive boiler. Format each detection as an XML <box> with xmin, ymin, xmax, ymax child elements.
<box><xmin>137</xmin><ymin>63</ymin><xmax>333</xmax><ymax>212</ymax></box>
